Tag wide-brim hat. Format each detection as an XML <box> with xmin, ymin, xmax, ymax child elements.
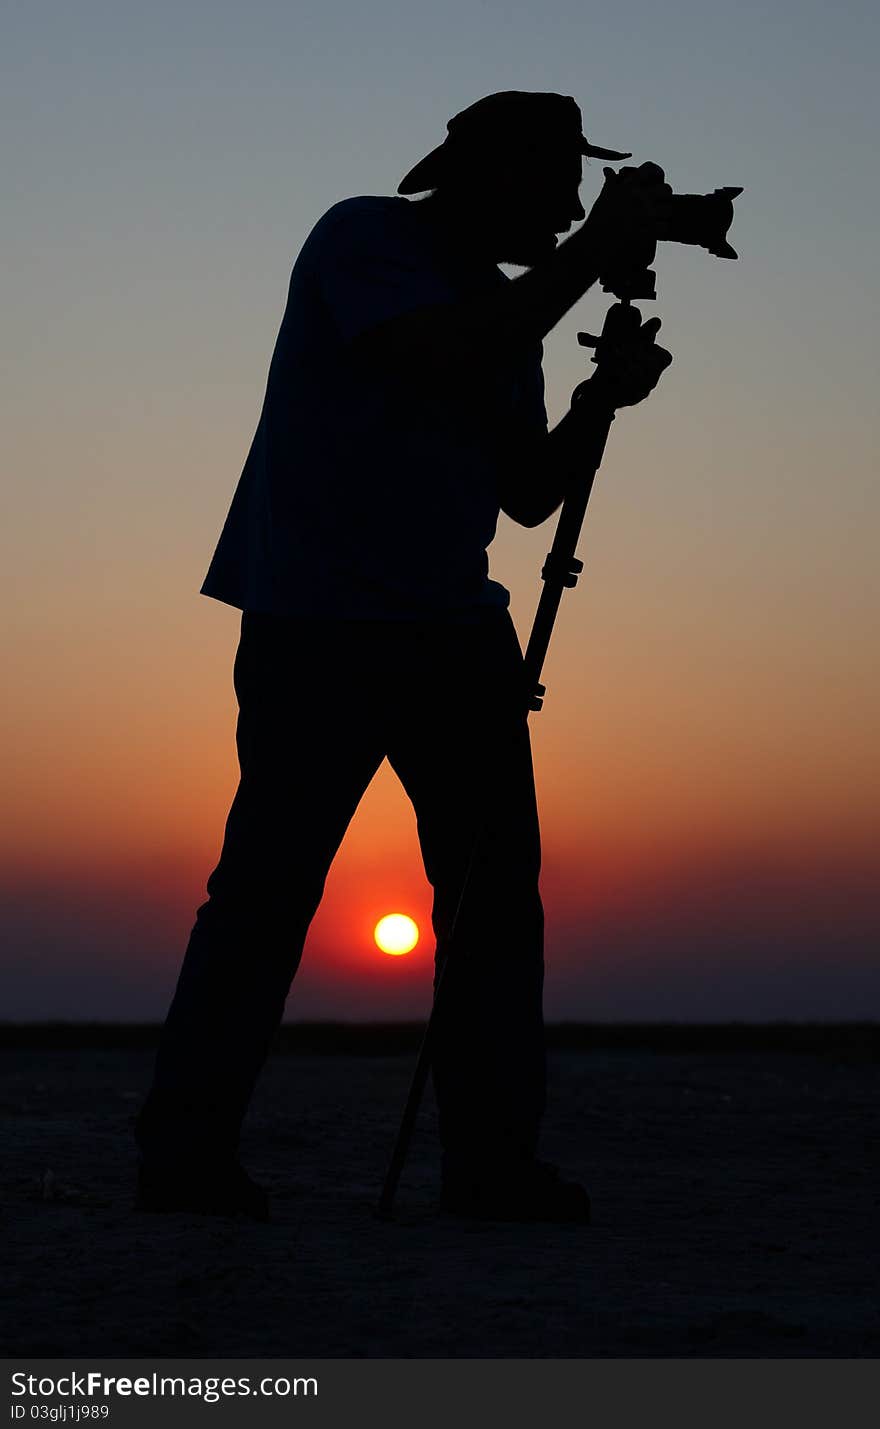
<box><xmin>398</xmin><ymin>90</ymin><xmax>631</xmax><ymax>194</ymax></box>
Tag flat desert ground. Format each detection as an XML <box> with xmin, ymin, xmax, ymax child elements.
<box><xmin>2</xmin><ymin>1027</ymin><xmax>877</xmax><ymax>1358</ymax></box>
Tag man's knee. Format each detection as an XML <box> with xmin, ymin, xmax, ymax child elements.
<box><xmin>202</xmin><ymin>850</ymin><xmax>328</xmax><ymax>924</ymax></box>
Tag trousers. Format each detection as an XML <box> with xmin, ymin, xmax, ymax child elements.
<box><xmin>135</xmin><ymin>606</ymin><xmax>546</xmax><ymax>1170</ymax></box>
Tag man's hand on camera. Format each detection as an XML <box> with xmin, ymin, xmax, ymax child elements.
<box><xmin>572</xmin><ymin>314</ymin><xmax>672</xmax><ymax>411</ymax></box>
<box><xmin>582</xmin><ymin>162</ymin><xmax>671</xmax><ymax>281</ymax></box>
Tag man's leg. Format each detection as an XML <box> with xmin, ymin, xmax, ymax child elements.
<box><xmin>385</xmin><ymin>612</ymin><xmax>546</xmax><ymax>1176</ymax></box>
<box><xmin>135</xmin><ymin>612</ymin><xmax>386</xmax><ymax>1170</ymax></box>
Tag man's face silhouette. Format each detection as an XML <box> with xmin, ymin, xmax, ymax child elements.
<box><xmin>419</xmin><ymin>140</ymin><xmax>588</xmax><ymax>269</ymax></box>
<box><xmin>483</xmin><ymin>143</ymin><xmax>586</xmax><ymax>267</ymax></box>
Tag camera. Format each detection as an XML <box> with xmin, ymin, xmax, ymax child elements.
<box><xmin>598</xmin><ymin>162</ymin><xmax>743</xmax><ymax>300</ymax></box>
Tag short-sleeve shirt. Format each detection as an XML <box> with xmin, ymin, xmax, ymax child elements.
<box><xmin>200</xmin><ymin>196</ymin><xmax>548</xmax><ymax>621</ymax></box>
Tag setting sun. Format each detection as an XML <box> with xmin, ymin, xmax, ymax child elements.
<box><xmin>374</xmin><ymin>913</ymin><xmax>419</xmax><ymax>956</ymax></box>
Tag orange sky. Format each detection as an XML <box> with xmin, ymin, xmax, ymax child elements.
<box><xmin>3</xmin><ymin>563</ymin><xmax>877</xmax><ymax>1020</ymax></box>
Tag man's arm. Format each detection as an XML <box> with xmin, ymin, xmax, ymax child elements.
<box><xmin>348</xmin><ymin>224</ymin><xmax>600</xmax><ymax>382</ymax></box>
<box><xmin>499</xmin><ymin>385</ymin><xmax>615</xmax><ymax>528</ymax></box>
<box><xmin>499</xmin><ymin>315</ymin><xmax>673</xmax><ymax>527</ymax></box>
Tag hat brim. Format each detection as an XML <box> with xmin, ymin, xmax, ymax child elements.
<box><xmin>397</xmin><ymin>142</ymin><xmax>452</xmax><ymax>194</ymax></box>
<box><xmin>582</xmin><ymin>139</ymin><xmax>632</xmax><ymax>161</ymax></box>
<box><xmin>398</xmin><ymin>135</ymin><xmax>631</xmax><ymax>194</ymax></box>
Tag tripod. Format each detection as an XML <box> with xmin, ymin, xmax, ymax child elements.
<box><xmin>377</xmin><ymin>298</ymin><xmax>645</xmax><ymax>1219</ymax></box>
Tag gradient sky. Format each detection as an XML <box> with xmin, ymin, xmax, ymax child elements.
<box><xmin>3</xmin><ymin>0</ymin><xmax>878</xmax><ymax>1020</ymax></box>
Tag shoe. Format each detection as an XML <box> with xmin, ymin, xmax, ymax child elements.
<box><xmin>135</xmin><ymin>1156</ymin><xmax>270</xmax><ymax>1222</ymax></box>
<box><xmin>441</xmin><ymin>1157</ymin><xmax>590</xmax><ymax>1224</ymax></box>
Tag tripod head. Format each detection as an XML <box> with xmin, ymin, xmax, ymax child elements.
<box><xmin>576</xmin><ymin>297</ymin><xmax>645</xmax><ymax>368</ymax></box>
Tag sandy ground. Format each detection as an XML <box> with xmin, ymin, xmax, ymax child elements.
<box><xmin>2</xmin><ymin>1042</ymin><xmax>878</xmax><ymax>1358</ymax></box>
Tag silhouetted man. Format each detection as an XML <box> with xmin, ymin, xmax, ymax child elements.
<box><xmin>135</xmin><ymin>91</ymin><xmax>671</xmax><ymax>1222</ymax></box>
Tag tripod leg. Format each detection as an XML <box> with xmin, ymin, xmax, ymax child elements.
<box><xmin>376</xmin><ymin>921</ymin><xmax>461</xmax><ymax>1218</ymax></box>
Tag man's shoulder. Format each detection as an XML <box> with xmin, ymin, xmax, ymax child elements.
<box><xmin>306</xmin><ymin>195</ymin><xmax>416</xmax><ymax>248</ymax></box>
<box><xmin>322</xmin><ymin>194</ymin><xmax>410</xmax><ymax>220</ymax></box>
